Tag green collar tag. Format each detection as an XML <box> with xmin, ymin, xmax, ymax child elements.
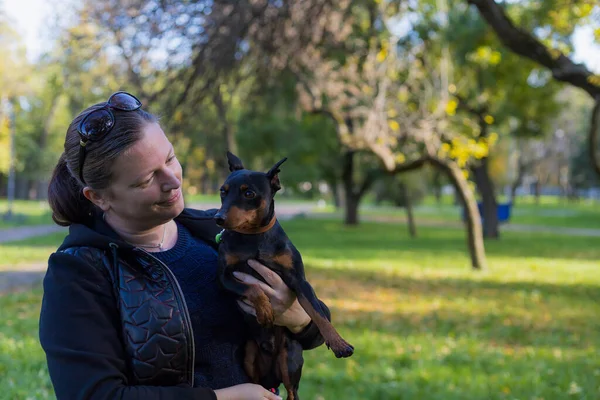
<box><xmin>215</xmin><ymin>229</ymin><xmax>225</xmax><ymax>244</ymax></box>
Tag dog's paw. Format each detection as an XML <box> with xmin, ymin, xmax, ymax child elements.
<box><xmin>256</xmin><ymin>306</ymin><xmax>275</xmax><ymax>327</ymax></box>
<box><xmin>329</xmin><ymin>339</ymin><xmax>354</xmax><ymax>358</ymax></box>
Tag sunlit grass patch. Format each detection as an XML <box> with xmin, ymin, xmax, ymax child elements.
<box><xmin>1</xmin><ymin>218</ymin><xmax>599</xmax><ymax>399</ymax></box>
<box><xmin>0</xmin><ymin>232</ymin><xmax>66</xmax><ymax>270</ymax></box>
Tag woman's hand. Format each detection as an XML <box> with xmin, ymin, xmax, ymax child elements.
<box><xmin>214</xmin><ymin>383</ymin><xmax>281</xmax><ymax>400</ymax></box>
<box><xmin>233</xmin><ymin>259</ymin><xmax>311</xmax><ymax>334</ymax></box>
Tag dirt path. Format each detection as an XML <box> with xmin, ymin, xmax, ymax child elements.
<box><xmin>0</xmin><ymin>225</ymin><xmax>65</xmax><ymax>243</ymax></box>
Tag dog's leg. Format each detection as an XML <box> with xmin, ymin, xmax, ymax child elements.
<box><xmin>293</xmin><ymin>277</ymin><xmax>354</xmax><ymax>358</ymax></box>
<box><xmin>266</xmin><ymin>262</ymin><xmax>354</xmax><ymax>358</ymax></box>
<box><xmin>244</xmin><ymin>340</ymin><xmax>261</xmax><ymax>383</ymax></box>
<box><xmin>276</xmin><ymin>332</ymin><xmax>303</xmax><ymax>400</ymax></box>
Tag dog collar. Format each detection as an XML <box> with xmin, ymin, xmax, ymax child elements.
<box><xmin>216</xmin><ymin>215</ymin><xmax>277</xmax><ymax>243</ymax></box>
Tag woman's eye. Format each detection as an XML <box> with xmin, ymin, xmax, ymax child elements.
<box><xmin>139</xmin><ymin>177</ymin><xmax>152</xmax><ymax>187</ymax></box>
<box><xmin>244</xmin><ymin>190</ymin><xmax>256</xmax><ymax>199</ymax></box>
<box><xmin>167</xmin><ymin>155</ymin><xmax>175</xmax><ymax>163</ymax></box>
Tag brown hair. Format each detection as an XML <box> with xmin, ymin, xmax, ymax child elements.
<box><xmin>48</xmin><ymin>102</ymin><xmax>158</xmax><ymax>226</ymax></box>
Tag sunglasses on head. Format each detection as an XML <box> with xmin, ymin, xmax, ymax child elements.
<box><xmin>77</xmin><ymin>91</ymin><xmax>142</xmax><ymax>185</ymax></box>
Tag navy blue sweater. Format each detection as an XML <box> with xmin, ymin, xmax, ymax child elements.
<box><xmin>154</xmin><ymin>222</ymin><xmax>249</xmax><ymax>390</ymax></box>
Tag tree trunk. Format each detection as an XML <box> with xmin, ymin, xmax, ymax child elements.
<box><xmin>341</xmin><ymin>150</ymin><xmax>358</xmax><ymax>225</ymax></box>
<box><xmin>213</xmin><ymin>88</ymin><xmax>238</xmax><ymax>154</ymax></box>
<box><xmin>400</xmin><ymin>182</ymin><xmax>417</xmax><ymax>238</ymax></box>
<box><xmin>345</xmin><ymin>194</ymin><xmax>359</xmax><ymax>225</ymax></box>
<box><xmin>433</xmin><ymin>170</ymin><xmax>443</xmax><ymax>204</ymax></box>
<box><xmin>430</xmin><ymin>157</ymin><xmax>487</xmax><ymax>270</ymax></box>
<box><xmin>472</xmin><ymin>158</ymin><xmax>499</xmax><ymax>239</ymax></box>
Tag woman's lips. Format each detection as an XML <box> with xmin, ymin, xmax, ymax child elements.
<box><xmin>158</xmin><ymin>188</ymin><xmax>181</xmax><ymax>206</ymax></box>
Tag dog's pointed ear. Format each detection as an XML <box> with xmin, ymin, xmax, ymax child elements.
<box><xmin>266</xmin><ymin>157</ymin><xmax>287</xmax><ymax>192</ymax></box>
<box><xmin>226</xmin><ymin>151</ymin><xmax>244</xmax><ymax>172</ymax></box>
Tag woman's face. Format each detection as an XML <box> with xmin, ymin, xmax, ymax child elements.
<box><xmin>98</xmin><ymin>122</ymin><xmax>185</xmax><ymax>229</ymax></box>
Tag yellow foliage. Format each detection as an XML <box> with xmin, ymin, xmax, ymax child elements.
<box><xmin>470</xmin><ymin>46</ymin><xmax>501</xmax><ymax>65</ymax></box>
<box><xmin>448</xmin><ymin>84</ymin><xmax>457</xmax><ymax>94</ymax></box>
<box><xmin>376</xmin><ymin>48</ymin><xmax>387</xmax><ymax>63</ymax></box>
<box><xmin>388</xmin><ymin>120</ymin><xmax>400</xmax><ymax>132</ymax></box>
<box><xmin>397</xmin><ymin>87</ymin><xmax>409</xmax><ymax>103</ymax></box>
<box><xmin>441</xmin><ymin>143</ymin><xmax>451</xmax><ymax>152</ymax></box>
<box><xmin>0</xmin><ymin>116</ymin><xmax>10</xmax><ymax>173</ymax></box>
<box><xmin>549</xmin><ymin>48</ymin><xmax>562</xmax><ymax>60</ymax></box>
<box><xmin>488</xmin><ymin>132</ymin><xmax>499</xmax><ymax>145</ymax></box>
<box><xmin>461</xmin><ymin>169</ymin><xmax>469</xmax><ymax>180</ymax></box>
<box><xmin>489</xmin><ymin>51</ymin><xmax>501</xmax><ymax>65</ymax></box>
<box><xmin>362</xmin><ymin>85</ymin><xmax>373</xmax><ymax>95</ymax></box>
<box><xmin>445</xmin><ymin>100</ymin><xmax>458</xmax><ymax>116</ymax></box>
<box><xmin>484</xmin><ymin>115</ymin><xmax>494</xmax><ymax>124</ymax></box>
<box><xmin>587</xmin><ymin>74</ymin><xmax>600</xmax><ymax>87</ymax></box>
<box><xmin>174</xmin><ymin>110</ymin><xmax>183</xmax><ymax>123</ymax></box>
<box><xmin>205</xmin><ymin>159</ymin><xmax>215</xmax><ymax>172</ymax></box>
<box><xmin>574</xmin><ymin>3</ymin><xmax>593</xmax><ymax>18</ymax></box>
<box><xmin>395</xmin><ymin>153</ymin><xmax>406</xmax><ymax>164</ymax></box>
<box><xmin>387</xmin><ymin>109</ymin><xmax>398</xmax><ymax>118</ymax></box>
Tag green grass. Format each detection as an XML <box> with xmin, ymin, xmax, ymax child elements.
<box><xmin>314</xmin><ymin>195</ymin><xmax>600</xmax><ymax>231</ymax></box>
<box><xmin>0</xmin><ymin>233</ymin><xmax>67</xmax><ymax>270</ymax></box>
<box><xmin>0</xmin><ymin>200</ymin><xmax>53</xmax><ymax>229</ymax></box>
<box><xmin>2</xmin><ymin>219</ymin><xmax>600</xmax><ymax>399</ymax></box>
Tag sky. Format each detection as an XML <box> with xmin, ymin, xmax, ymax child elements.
<box><xmin>3</xmin><ymin>0</ymin><xmax>600</xmax><ymax>73</ymax></box>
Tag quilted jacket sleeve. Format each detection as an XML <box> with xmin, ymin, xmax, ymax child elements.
<box><xmin>39</xmin><ymin>252</ymin><xmax>217</xmax><ymax>400</ymax></box>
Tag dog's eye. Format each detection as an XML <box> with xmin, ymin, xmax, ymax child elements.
<box><xmin>220</xmin><ymin>188</ymin><xmax>226</xmax><ymax>196</ymax></box>
<box><xmin>244</xmin><ymin>190</ymin><xmax>256</xmax><ymax>199</ymax></box>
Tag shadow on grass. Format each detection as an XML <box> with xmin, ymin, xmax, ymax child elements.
<box><xmin>307</xmin><ymin>266</ymin><xmax>600</xmax><ymax>350</ymax></box>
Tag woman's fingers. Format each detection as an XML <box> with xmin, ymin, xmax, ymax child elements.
<box><xmin>237</xmin><ymin>300</ymin><xmax>256</xmax><ymax>316</ymax></box>
<box><xmin>263</xmin><ymin>389</ymin><xmax>282</xmax><ymax>400</ymax></box>
<box><xmin>232</xmin><ymin>270</ymin><xmax>276</xmax><ymax>296</ymax></box>
<box><xmin>247</xmin><ymin>259</ymin><xmax>284</xmax><ymax>289</ymax></box>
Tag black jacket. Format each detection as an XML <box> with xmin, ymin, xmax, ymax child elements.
<box><xmin>39</xmin><ymin>208</ymin><xmax>327</xmax><ymax>400</ymax></box>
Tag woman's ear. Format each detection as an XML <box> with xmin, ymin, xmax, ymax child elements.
<box><xmin>83</xmin><ymin>187</ymin><xmax>111</xmax><ymax>212</ymax></box>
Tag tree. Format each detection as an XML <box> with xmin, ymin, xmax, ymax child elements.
<box><xmin>239</xmin><ymin>0</ymin><xmax>489</xmax><ymax>269</ymax></box>
<box><xmin>438</xmin><ymin>3</ymin><xmax>562</xmax><ymax>238</ymax></box>
<box><xmin>466</xmin><ymin>0</ymin><xmax>600</xmax><ymax>178</ymax></box>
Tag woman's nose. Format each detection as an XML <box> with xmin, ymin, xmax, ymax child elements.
<box><xmin>161</xmin><ymin>168</ymin><xmax>181</xmax><ymax>192</ymax></box>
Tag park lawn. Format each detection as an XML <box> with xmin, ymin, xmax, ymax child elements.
<box><xmin>1</xmin><ymin>219</ymin><xmax>600</xmax><ymax>399</ymax></box>
<box><xmin>318</xmin><ymin>196</ymin><xmax>600</xmax><ymax>230</ymax></box>
<box><xmin>0</xmin><ymin>232</ymin><xmax>67</xmax><ymax>270</ymax></box>
<box><xmin>0</xmin><ymin>200</ymin><xmax>54</xmax><ymax>229</ymax></box>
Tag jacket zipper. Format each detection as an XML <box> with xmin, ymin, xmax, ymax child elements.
<box><xmin>136</xmin><ymin>248</ymin><xmax>196</xmax><ymax>387</ymax></box>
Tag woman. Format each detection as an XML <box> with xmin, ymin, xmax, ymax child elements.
<box><xmin>40</xmin><ymin>92</ymin><xmax>330</xmax><ymax>400</ymax></box>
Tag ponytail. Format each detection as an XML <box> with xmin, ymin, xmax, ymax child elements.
<box><xmin>47</xmin><ymin>153</ymin><xmax>94</xmax><ymax>226</ymax></box>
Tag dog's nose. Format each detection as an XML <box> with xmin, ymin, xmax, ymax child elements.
<box><xmin>214</xmin><ymin>214</ymin><xmax>225</xmax><ymax>226</ymax></box>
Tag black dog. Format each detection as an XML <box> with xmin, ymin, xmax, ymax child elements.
<box><xmin>214</xmin><ymin>152</ymin><xmax>354</xmax><ymax>400</ymax></box>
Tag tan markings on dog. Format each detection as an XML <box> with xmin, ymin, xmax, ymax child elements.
<box><xmin>297</xmin><ymin>294</ymin><xmax>353</xmax><ymax>358</ymax></box>
<box><xmin>272</xmin><ymin>251</ymin><xmax>294</xmax><ymax>269</ymax></box>
<box><xmin>244</xmin><ymin>285</ymin><xmax>274</xmax><ymax>326</ymax></box>
<box><xmin>244</xmin><ymin>340</ymin><xmax>261</xmax><ymax>383</ymax></box>
<box><xmin>257</xmin><ymin>199</ymin><xmax>267</xmax><ymax>222</ymax></box>
<box><xmin>223</xmin><ymin>184</ymin><xmax>229</xmax><ymax>191</ymax></box>
<box><xmin>225</xmin><ymin>254</ymin><xmax>240</xmax><ymax>266</ymax></box>
<box><xmin>229</xmin><ymin>205</ymin><xmax>253</xmax><ymax>228</ymax></box>
<box><xmin>240</xmin><ymin>184</ymin><xmax>248</xmax><ymax>192</ymax></box>
<box><xmin>234</xmin><ymin>199</ymin><xmax>270</xmax><ymax>233</ymax></box>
